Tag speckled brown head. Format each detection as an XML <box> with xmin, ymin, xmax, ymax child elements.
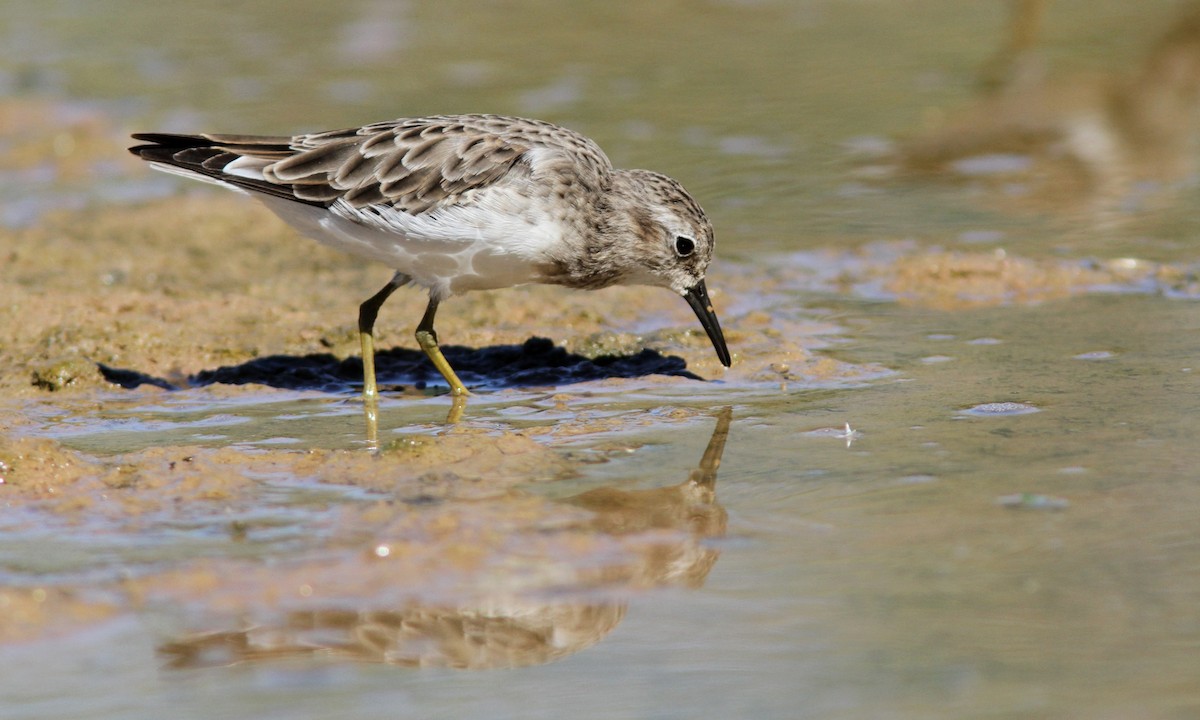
<box><xmin>600</xmin><ymin>169</ymin><xmax>729</xmax><ymax>367</ymax></box>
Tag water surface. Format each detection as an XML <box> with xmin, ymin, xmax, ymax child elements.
<box><xmin>2</xmin><ymin>1</ymin><xmax>1199</xmax><ymax>718</ymax></box>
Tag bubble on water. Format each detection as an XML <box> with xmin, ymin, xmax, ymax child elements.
<box><xmin>968</xmin><ymin>337</ymin><xmax>1003</xmax><ymax>345</ymax></box>
<box><xmin>997</xmin><ymin>493</ymin><xmax>1069</xmax><ymax>510</ymax></box>
<box><xmin>802</xmin><ymin>423</ymin><xmax>860</xmax><ymax>447</ymax></box>
<box><xmin>961</xmin><ymin>402</ymin><xmax>1040</xmax><ymax>417</ymax></box>
<box><xmin>1073</xmin><ymin>351</ymin><xmax>1115</xmax><ymax>360</ymax></box>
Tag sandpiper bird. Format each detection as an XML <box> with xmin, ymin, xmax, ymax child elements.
<box><xmin>129</xmin><ymin>115</ymin><xmax>731</xmax><ymax>426</ymax></box>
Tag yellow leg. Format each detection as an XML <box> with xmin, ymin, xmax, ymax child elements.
<box><xmin>415</xmin><ymin>297</ymin><xmax>470</xmax><ymax>397</ymax></box>
<box><xmin>358</xmin><ymin>276</ymin><xmax>405</xmax><ymax>447</ymax></box>
<box><xmin>445</xmin><ymin>394</ymin><xmax>467</xmax><ymax>424</ymax></box>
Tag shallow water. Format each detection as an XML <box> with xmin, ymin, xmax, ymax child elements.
<box><xmin>3</xmin><ymin>0</ymin><xmax>1200</xmax><ymax>718</ymax></box>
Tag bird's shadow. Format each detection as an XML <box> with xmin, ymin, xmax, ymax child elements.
<box><xmin>99</xmin><ymin>336</ymin><xmax>702</xmax><ymax>394</ymax></box>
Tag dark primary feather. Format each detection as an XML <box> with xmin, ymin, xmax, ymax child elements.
<box><xmin>129</xmin><ymin>115</ymin><xmax>615</xmax><ymax>215</ymax></box>
<box><xmin>129</xmin><ymin>132</ymin><xmax>330</xmax><ymax>207</ymax></box>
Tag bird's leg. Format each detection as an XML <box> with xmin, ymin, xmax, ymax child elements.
<box><xmin>415</xmin><ymin>297</ymin><xmax>470</xmax><ymax>398</ymax></box>
<box><xmin>358</xmin><ymin>273</ymin><xmax>407</xmax><ymax>447</ymax></box>
<box><xmin>445</xmin><ymin>394</ymin><xmax>468</xmax><ymax>425</ymax></box>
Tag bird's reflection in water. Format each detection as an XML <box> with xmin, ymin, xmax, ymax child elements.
<box><xmin>891</xmin><ymin>3</ymin><xmax>1200</xmax><ymax>218</ymax></box>
<box><xmin>160</xmin><ymin>604</ymin><xmax>628</xmax><ymax>670</ymax></box>
<box><xmin>158</xmin><ymin>408</ymin><xmax>733</xmax><ymax>670</ymax></box>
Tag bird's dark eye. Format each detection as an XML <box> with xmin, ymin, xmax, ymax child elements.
<box><xmin>674</xmin><ymin>236</ymin><xmax>695</xmax><ymax>257</ymax></box>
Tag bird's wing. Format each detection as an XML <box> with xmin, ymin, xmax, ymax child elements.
<box><xmin>130</xmin><ymin>115</ymin><xmax>613</xmax><ymax>215</ymax></box>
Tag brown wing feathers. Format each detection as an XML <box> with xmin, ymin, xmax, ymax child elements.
<box><xmin>130</xmin><ymin>120</ymin><xmax>536</xmax><ymax>215</ymax></box>
<box><xmin>269</xmin><ymin>123</ymin><xmax>533</xmax><ymax>214</ymax></box>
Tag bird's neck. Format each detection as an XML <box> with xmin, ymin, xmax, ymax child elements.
<box><xmin>535</xmin><ymin>171</ymin><xmax>649</xmax><ymax>290</ymax></box>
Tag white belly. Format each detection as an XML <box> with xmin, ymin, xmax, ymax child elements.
<box><xmin>259</xmin><ymin>194</ymin><xmax>563</xmax><ymax>300</ymax></box>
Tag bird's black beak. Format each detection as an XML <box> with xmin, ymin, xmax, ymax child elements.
<box><xmin>683</xmin><ymin>280</ymin><xmax>732</xmax><ymax>367</ymax></box>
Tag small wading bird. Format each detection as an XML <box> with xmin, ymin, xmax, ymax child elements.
<box><xmin>129</xmin><ymin>115</ymin><xmax>731</xmax><ymax>441</ymax></box>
